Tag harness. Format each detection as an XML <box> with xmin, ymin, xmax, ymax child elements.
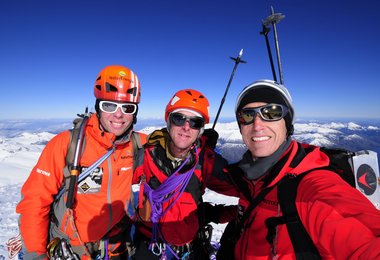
<box><xmin>137</xmin><ymin>137</ymin><xmax>218</xmax><ymax>259</ymax></box>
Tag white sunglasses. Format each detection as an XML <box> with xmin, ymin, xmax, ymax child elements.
<box><xmin>99</xmin><ymin>101</ymin><xmax>137</xmax><ymax>114</ymax></box>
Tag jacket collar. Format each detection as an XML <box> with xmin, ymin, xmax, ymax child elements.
<box><xmin>87</xmin><ymin>114</ymin><xmax>133</xmax><ymax>148</ymax></box>
<box><xmin>238</xmin><ymin>140</ymin><xmax>331</xmax><ymax>188</ymax></box>
<box><xmin>267</xmin><ymin>141</ymin><xmax>330</xmax><ymax>187</ymax></box>
<box><xmin>239</xmin><ymin>138</ymin><xmax>292</xmax><ymax>181</ymax></box>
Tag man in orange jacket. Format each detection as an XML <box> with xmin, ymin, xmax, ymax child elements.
<box><xmin>16</xmin><ymin>65</ymin><xmax>147</xmax><ymax>259</ymax></box>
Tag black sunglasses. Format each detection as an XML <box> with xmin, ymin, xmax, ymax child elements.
<box><xmin>237</xmin><ymin>104</ymin><xmax>288</xmax><ymax>125</ymax></box>
<box><xmin>169</xmin><ymin>112</ymin><xmax>205</xmax><ymax>130</ymax></box>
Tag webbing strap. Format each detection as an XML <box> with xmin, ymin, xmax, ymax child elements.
<box><xmin>78</xmin><ymin>148</ymin><xmax>114</xmax><ymax>183</ymax></box>
<box><xmin>276</xmin><ymin>173</ymin><xmax>321</xmax><ymax>260</ymax></box>
<box><xmin>236</xmin><ymin>185</ymin><xmax>276</xmax><ymax>235</ymax></box>
<box><xmin>56</xmin><ymin>148</ymin><xmax>114</xmax><ymax>199</ymax></box>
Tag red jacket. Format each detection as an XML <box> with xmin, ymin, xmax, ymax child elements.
<box><xmin>133</xmin><ymin>129</ymin><xmax>238</xmax><ymax>246</ymax></box>
<box><xmin>235</xmin><ymin>140</ymin><xmax>380</xmax><ymax>260</ymax></box>
<box><xmin>16</xmin><ymin>114</ymin><xmax>147</xmax><ymax>258</ymax></box>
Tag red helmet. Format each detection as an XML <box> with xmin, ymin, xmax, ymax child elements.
<box><xmin>165</xmin><ymin>89</ymin><xmax>210</xmax><ymax>123</ymax></box>
<box><xmin>94</xmin><ymin>65</ymin><xmax>141</xmax><ymax>103</ymax></box>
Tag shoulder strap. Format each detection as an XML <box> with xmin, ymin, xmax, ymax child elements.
<box><xmin>58</xmin><ymin>118</ymin><xmax>85</xmax><ymax>201</ymax></box>
<box><xmin>270</xmin><ymin>171</ymin><xmax>321</xmax><ymax>260</ymax></box>
<box><xmin>128</xmin><ymin>132</ymin><xmax>145</xmax><ymax>218</ymax></box>
<box><xmin>55</xmin><ymin>118</ymin><xmax>88</xmax><ymax>201</ymax></box>
<box><xmin>224</xmin><ymin>162</ymin><xmax>277</xmax><ymax>235</ymax></box>
<box><xmin>131</xmin><ymin>132</ymin><xmax>144</xmax><ymax>171</ymax></box>
<box><xmin>227</xmin><ymin>163</ymin><xmax>252</xmax><ymax>202</ymax></box>
<box><xmin>237</xmin><ymin>184</ymin><xmax>276</xmax><ymax>234</ymax></box>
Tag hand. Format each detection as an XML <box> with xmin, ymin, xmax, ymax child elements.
<box><xmin>202</xmin><ymin>202</ymin><xmax>238</xmax><ymax>224</ymax></box>
<box><xmin>202</xmin><ymin>128</ymin><xmax>219</xmax><ymax>149</ymax></box>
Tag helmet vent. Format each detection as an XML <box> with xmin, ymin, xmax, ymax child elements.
<box><xmin>105</xmin><ymin>82</ymin><xmax>118</xmax><ymax>93</ymax></box>
<box><xmin>127</xmin><ymin>87</ymin><xmax>137</xmax><ymax>96</ymax></box>
<box><xmin>95</xmin><ymin>84</ymin><xmax>101</xmax><ymax>91</ymax></box>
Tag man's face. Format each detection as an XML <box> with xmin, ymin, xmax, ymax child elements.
<box><xmin>239</xmin><ymin>102</ymin><xmax>287</xmax><ymax>159</ymax></box>
<box><xmin>168</xmin><ymin>110</ymin><xmax>202</xmax><ymax>154</ymax></box>
<box><xmin>99</xmin><ymin>101</ymin><xmax>135</xmax><ymax>137</ymax></box>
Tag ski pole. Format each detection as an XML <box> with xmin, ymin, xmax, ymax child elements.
<box><xmin>263</xmin><ymin>6</ymin><xmax>285</xmax><ymax>84</ymax></box>
<box><xmin>66</xmin><ymin>107</ymin><xmax>90</xmax><ymax>209</ymax></box>
<box><xmin>260</xmin><ymin>24</ymin><xmax>277</xmax><ymax>82</ymax></box>
<box><xmin>212</xmin><ymin>49</ymin><xmax>246</xmax><ymax>129</ymax></box>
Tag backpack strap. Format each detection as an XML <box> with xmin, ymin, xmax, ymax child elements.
<box><xmin>266</xmin><ymin>168</ymin><xmax>333</xmax><ymax>260</ymax></box>
<box><xmin>131</xmin><ymin>132</ymin><xmax>144</xmax><ymax>171</ymax></box>
<box><xmin>217</xmin><ymin>183</ymin><xmax>275</xmax><ymax>260</ymax></box>
<box><xmin>128</xmin><ymin>132</ymin><xmax>144</xmax><ymax>217</ymax></box>
<box><xmin>237</xmin><ymin>184</ymin><xmax>276</xmax><ymax>235</ymax></box>
<box><xmin>227</xmin><ymin>163</ymin><xmax>252</xmax><ymax>202</ymax></box>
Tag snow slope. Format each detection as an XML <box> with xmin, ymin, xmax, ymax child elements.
<box><xmin>0</xmin><ymin>119</ymin><xmax>379</xmax><ymax>259</ymax></box>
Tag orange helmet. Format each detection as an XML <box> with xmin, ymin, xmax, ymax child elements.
<box><xmin>94</xmin><ymin>65</ymin><xmax>141</xmax><ymax>103</ymax></box>
<box><xmin>165</xmin><ymin>89</ymin><xmax>210</xmax><ymax>123</ymax></box>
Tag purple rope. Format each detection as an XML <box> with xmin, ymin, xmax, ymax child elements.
<box><xmin>104</xmin><ymin>239</ymin><xmax>109</xmax><ymax>260</ymax></box>
<box><xmin>144</xmin><ymin>147</ymin><xmax>198</xmax><ymax>257</ymax></box>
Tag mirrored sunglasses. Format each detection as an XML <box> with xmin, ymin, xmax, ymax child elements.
<box><xmin>237</xmin><ymin>104</ymin><xmax>288</xmax><ymax>125</ymax></box>
<box><xmin>99</xmin><ymin>101</ymin><xmax>137</xmax><ymax>115</ymax></box>
<box><xmin>169</xmin><ymin>112</ymin><xmax>205</xmax><ymax>130</ymax></box>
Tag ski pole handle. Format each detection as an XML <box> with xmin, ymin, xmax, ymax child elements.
<box><xmin>66</xmin><ymin>167</ymin><xmax>80</xmax><ymax>209</ymax></box>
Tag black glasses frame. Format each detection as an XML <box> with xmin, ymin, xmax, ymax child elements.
<box><xmin>237</xmin><ymin>104</ymin><xmax>288</xmax><ymax>125</ymax></box>
<box><xmin>169</xmin><ymin>112</ymin><xmax>205</xmax><ymax>130</ymax></box>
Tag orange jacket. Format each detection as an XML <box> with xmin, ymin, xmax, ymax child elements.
<box><xmin>16</xmin><ymin>114</ymin><xmax>146</xmax><ymax>258</ymax></box>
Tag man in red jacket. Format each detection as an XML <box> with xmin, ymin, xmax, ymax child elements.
<box><xmin>132</xmin><ymin>89</ymin><xmax>238</xmax><ymax>259</ymax></box>
<box><xmin>220</xmin><ymin>79</ymin><xmax>380</xmax><ymax>259</ymax></box>
<box><xmin>16</xmin><ymin>65</ymin><xmax>147</xmax><ymax>259</ymax></box>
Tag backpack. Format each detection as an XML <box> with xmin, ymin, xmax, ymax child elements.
<box><xmin>266</xmin><ymin>146</ymin><xmax>380</xmax><ymax>259</ymax></box>
<box><xmin>217</xmin><ymin>145</ymin><xmax>379</xmax><ymax>259</ymax></box>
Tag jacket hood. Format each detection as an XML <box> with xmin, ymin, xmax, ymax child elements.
<box><xmin>267</xmin><ymin>141</ymin><xmax>330</xmax><ymax>187</ymax></box>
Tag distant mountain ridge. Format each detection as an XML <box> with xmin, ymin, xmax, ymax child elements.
<box><xmin>1</xmin><ymin>118</ymin><xmax>379</xmax><ymax>165</ymax></box>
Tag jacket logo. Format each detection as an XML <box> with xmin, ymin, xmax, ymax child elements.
<box><xmin>356</xmin><ymin>163</ymin><xmax>377</xmax><ymax>196</ymax></box>
<box><xmin>80</xmin><ymin>183</ymin><xmax>90</xmax><ymax>192</ymax></box>
<box><xmin>77</xmin><ymin>167</ymin><xmax>103</xmax><ymax>194</ymax></box>
<box><xmin>36</xmin><ymin>168</ymin><xmax>50</xmax><ymax>177</ymax></box>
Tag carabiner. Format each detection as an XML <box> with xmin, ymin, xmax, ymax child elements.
<box><xmin>151</xmin><ymin>242</ymin><xmax>163</xmax><ymax>256</ymax></box>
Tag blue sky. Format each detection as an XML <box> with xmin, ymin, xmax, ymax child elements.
<box><xmin>1</xmin><ymin>0</ymin><xmax>379</xmax><ymax>121</ymax></box>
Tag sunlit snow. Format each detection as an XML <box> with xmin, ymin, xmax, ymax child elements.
<box><xmin>0</xmin><ymin>118</ymin><xmax>379</xmax><ymax>259</ymax></box>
